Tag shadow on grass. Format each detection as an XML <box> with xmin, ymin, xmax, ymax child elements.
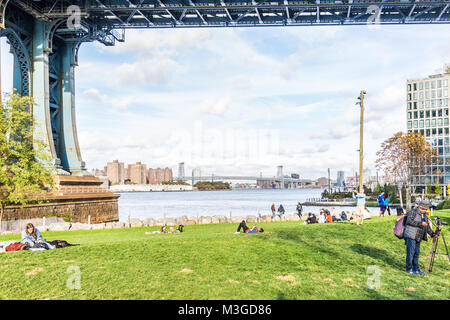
<box><xmin>363</xmin><ymin>288</ymin><xmax>390</xmax><ymax>300</ymax></box>
<box><xmin>266</xmin><ymin>229</ymin><xmax>342</xmax><ymax>260</ymax></box>
<box><xmin>350</xmin><ymin>244</ymin><xmax>403</xmax><ymax>269</ymax></box>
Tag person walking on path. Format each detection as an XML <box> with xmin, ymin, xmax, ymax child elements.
<box><xmin>278</xmin><ymin>204</ymin><xmax>285</xmax><ymax>219</ymax></box>
<box><xmin>404</xmin><ymin>201</ymin><xmax>440</xmax><ymax>275</ymax></box>
<box><xmin>296</xmin><ymin>202</ymin><xmax>303</xmax><ymax>218</ymax></box>
<box><xmin>352</xmin><ymin>190</ymin><xmax>366</xmax><ymax>226</ymax></box>
<box><xmin>382</xmin><ymin>193</ymin><xmax>391</xmax><ymax>216</ymax></box>
<box><xmin>271</xmin><ymin>203</ymin><xmax>276</xmax><ymax>219</ymax></box>
<box><xmin>378</xmin><ymin>192</ymin><xmax>385</xmax><ymax>217</ymax></box>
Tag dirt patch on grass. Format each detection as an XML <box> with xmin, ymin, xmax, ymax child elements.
<box><xmin>276</xmin><ymin>275</ymin><xmax>296</xmax><ymax>282</ymax></box>
<box><xmin>26</xmin><ymin>268</ymin><xmax>44</xmax><ymax>276</ymax></box>
<box><xmin>276</xmin><ymin>275</ymin><xmax>300</xmax><ymax>286</ymax></box>
<box><xmin>180</xmin><ymin>268</ymin><xmax>193</xmax><ymax>274</ymax></box>
<box><xmin>404</xmin><ymin>287</ymin><xmax>416</xmax><ymax>292</ymax></box>
<box><xmin>248</xmin><ymin>280</ymin><xmax>261</xmax><ymax>284</ymax></box>
<box><xmin>226</xmin><ymin>279</ymin><xmax>239</xmax><ymax>284</ymax></box>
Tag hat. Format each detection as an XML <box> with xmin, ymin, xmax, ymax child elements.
<box><xmin>417</xmin><ymin>201</ymin><xmax>431</xmax><ymax>210</ymax></box>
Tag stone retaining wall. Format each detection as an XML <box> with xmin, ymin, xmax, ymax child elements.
<box><xmin>0</xmin><ymin>212</ymin><xmax>365</xmax><ymax>235</ymax></box>
<box><xmin>1</xmin><ymin>198</ymin><xmax>118</xmax><ymax>228</ymax></box>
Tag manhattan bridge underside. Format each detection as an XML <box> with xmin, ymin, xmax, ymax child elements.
<box><xmin>1</xmin><ymin>0</ymin><xmax>450</xmax><ymax>176</ymax></box>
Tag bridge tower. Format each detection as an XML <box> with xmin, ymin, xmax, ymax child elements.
<box><xmin>277</xmin><ymin>165</ymin><xmax>284</xmax><ymax>189</ymax></box>
<box><xmin>2</xmin><ymin>7</ymin><xmax>87</xmax><ymax>176</ymax></box>
<box><xmin>0</xmin><ymin>2</ymin><xmax>121</xmax><ymax>224</ymax></box>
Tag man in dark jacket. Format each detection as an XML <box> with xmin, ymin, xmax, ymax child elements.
<box><xmin>404</xmin><ymin>201</ymin><xmax>441</xmax><ymax>275</ymax></box>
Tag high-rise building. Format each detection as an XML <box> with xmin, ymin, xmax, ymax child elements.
<box><xmin>406</xmin><ymin>64</ymin><xmax>450</xmax><ymax>189</ymax></box>
<box><xmin>337</xmin><ymin>171</ymin><xmax>345</xmax><ymax>187</ymax></box>
<box><xmin>106</xmin><ymin>160</ymin><xmax>125</xmax><ymax>185</ymax></box>
<box><xmin>147</xmin><ymin>167</ymin><xmax>173</xmax><ymax>184</ymax></box>
<box><xmin>164</xmin><ymin>167</ymin><xmax>173</xmax><ymax>182</ymax></box>
<box><xmin>178</xmin><ymin>162</ymin><xmax>185</xmax><ymax>179</ymax></box>
<box><xmin>128</xmin><ymin>162</ymin><xmax>147</xmax><ymax>184</ymax></box>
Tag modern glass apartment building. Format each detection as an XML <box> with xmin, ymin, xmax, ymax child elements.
<box><xmin>407</xmin><ymin>65</ymin><xmax>450</xmax><ymax>190</ymax></box>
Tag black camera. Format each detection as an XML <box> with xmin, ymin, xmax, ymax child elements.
<box><xmin>434</xmin><ymin>216</ymin><xmax>448</xmax><ymax>227</ymax></box>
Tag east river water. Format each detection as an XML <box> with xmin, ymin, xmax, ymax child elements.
<box><xmin>116</xmin><ymin>188</ymin><xmax>362</xmax><ymax>221</ymax></box>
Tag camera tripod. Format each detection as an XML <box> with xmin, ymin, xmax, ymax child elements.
<box><xmin>425</xmin><ymin>217</ymin><xmax>450</xmax><ymax>275</ymax></box>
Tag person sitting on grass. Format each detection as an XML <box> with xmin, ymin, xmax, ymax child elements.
<box><xmin>306</xmin><ymin>213</ymin><xmax>318</xmax><ymax>224</ymax></box>
<box><xmin>318</xmin><ymin>210</ymin><xmax>326</xmax><ymax>224</ymax></box>
<box><xmin>235</xmin><ymin>220</ymin><xmax>264</xmax><ymax>234</ymax></box>
<box><xmin>340</xmin><ymin>211</ymin><xmax>348</xmax><ymax>221</ymax></box>
<box><xmin>21</xmin><ymin>223</ymin><xmax>55</xmax><ymax>250</ymax></box>
<box><xmin>326</xmin><ymin>212</ymin><xmax>333</xmax><ymax>223</ymax></box>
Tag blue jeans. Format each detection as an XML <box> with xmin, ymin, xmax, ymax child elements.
<box><xmin>405</xmin><ymin>237</ymin><xmax>421</xmax><ymax>272</ymax></box>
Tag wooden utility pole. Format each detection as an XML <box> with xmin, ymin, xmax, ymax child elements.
<box><xmin>358</xmin><ymin>90</ymin><xmax>366</xmax><ymax>194</ymax></box>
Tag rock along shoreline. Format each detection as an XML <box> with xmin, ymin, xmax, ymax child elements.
<box><xmin>0</xmin><ymin>209</ymin><xmax>377</xmax><ymax>235</ymax></box>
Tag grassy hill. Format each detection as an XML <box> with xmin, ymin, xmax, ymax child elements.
<box><xmin>0</xmin><ymin>211</ymin><xmax>449</xmax><ymax>300</ymax></box>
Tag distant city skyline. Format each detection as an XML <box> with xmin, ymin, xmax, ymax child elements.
<box><xmin>2</xmin><ymin>25</ymin><xmax>450</xmax><ymax>179</ymax></box>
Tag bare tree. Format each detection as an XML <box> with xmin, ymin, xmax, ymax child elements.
<box><xmin>376</xmin><ymin>132</ymin><xmax>436</xmax><ymax>210</ymax></box>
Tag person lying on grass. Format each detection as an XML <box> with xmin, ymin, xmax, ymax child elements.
<box><xmin>235</xmin><ymin>220</ymin><xmax>264</xmax><ymax>234</ymax></box>
<box><xmin>21</xmin><ymin>223</ymin><xmax>55</xmax><ymax>250</ymax></box>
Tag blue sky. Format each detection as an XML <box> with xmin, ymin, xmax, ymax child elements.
<box><xmin>2</xmin><ymin>24</ymin><xmax>450</xmax><ymax>180</ymax></box>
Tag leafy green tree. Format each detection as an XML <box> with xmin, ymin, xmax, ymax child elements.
<box><xmin>0</xmin><ymin>94</ymin><xmax>54</xmax><ymax>222</ymax></box>
<box><xmin>435</xmin><ymin>179</ymin><xmax>442</xmax><ymax>197</ymax></box>
<box><xmin>426</xmin><ymin>180</ymin><xmax>433</xmax><ymax>195</ymax></box>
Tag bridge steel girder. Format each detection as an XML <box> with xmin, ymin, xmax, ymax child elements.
<box><xmin>24</xmin><ymin>1</ymin><xmax>450</xmax><ymax>30</ymax></box>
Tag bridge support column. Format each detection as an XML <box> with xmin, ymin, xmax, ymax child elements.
<box><xmin>60</xmin><ymin>41</ymin><xmax>87</xmax><ymax>175</ymax></box>
<box><xmin>31</xmin><ymin>19</ymin><xmax>67</xmax><ymax>174</ymax></box>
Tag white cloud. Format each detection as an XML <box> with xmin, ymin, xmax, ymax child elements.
<box><xmin>73</xmin><ymin>25</ymin><xmax>450</xmax><ymax>179</ymax></box>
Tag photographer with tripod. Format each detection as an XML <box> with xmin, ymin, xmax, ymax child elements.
<box><xmin>403</xmin><ymin>201</ymin><xmax>441</xmax><ymax>276</ymax></box>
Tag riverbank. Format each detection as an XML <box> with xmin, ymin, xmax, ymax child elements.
<box><xmin>0</xmin><ymin>207</ymin><xmax>381</xmax><ymax>235</ymax></box>
<box><xmin>109</xmin><ymin>184</ymin><xmax>194</xmax><ymax>192</ymax></box>
<box><xmin>1</xmin><ymin>211</ymin><xmax>448</xmax><ymax>299</ymax></box>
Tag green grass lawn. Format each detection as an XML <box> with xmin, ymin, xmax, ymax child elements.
<box><xmin>1</xmin><ymin>211</ymin><xmax>449</xmax><ymax>300</ymax></box>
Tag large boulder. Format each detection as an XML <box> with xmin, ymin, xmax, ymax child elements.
<box><xmin>177</xmin><ymin>216</ymin><xmax>189</xmax><ymax>223</ymax></box>
<box><xmin>288</xmin><ymin>215</ymin><xmax>301</xmax><ymax>222</ymax></box>
<box><xmin>112</xmin><ymin>221</ymin><xmax>126</xmax><ymax>229</ymax></box>
<box><xmin>70</xmin><ymin>223</ymin><xmax>92</xmax><ymax>231</ymax></box>
<box><xmin>272</xmin><ymin>216</ymin><xmax>281</xmax><ymax>222</ymax></box>
<box><xmin>164</xmin><ymin>218</ymin><xmax>177</xmax><ymax>226</ymax></box>
<box><xmin>143</xmin><ymin>218</ymin><xmax>156</xmax><ymax>227</ymax></box>
<box><xmin>48</xmin><ymin>222</ymin><xmax>72</xmax><ymax>232</ymax></box>
<box><xmin>213</xmin><ymin>215</ymin><xmax>228</xmax><ymax>223</ymax></box>
<box><xmin>129</xmin><ymin>219</ymin><xmax>144</xmax><ymax>228</ymax></box>
<box><xmin>231</xmin><ymin>216</ymin><xmax>245</xmax><ymax>223</ymax></box>
<box><xmin>199</xmin><ymin>216</ymin><xmax>212</xmax><ymax>225</ymax></box>
<box><xmin>91</xmin><ymin>223</ymin><xmax>106</xmax><ymax>230</ymax></box>
<box><xmin>211</xmin><ymin>216</ymin><xmax>221</xmax><ymax>224</ymax></box>
<box><xmin>35</xmin><ymin>225</ymin><xmax>50</xmax><ymax>232</ymax></box>
<box><xmin>246</xmin><ymin>215</ymin><xmax>258</xmax><ymax>223</ymax></box>
<box><xmin>183</xmin><ymin>219</ymin><xmax>197</xmax><ymax>225</ymax></box>
<box><xmin>261</xmin><ymin>215</ymin><xmax>272</xmax><ymax>223</ymax></box>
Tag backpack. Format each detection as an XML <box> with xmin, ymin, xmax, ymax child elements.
<box><xmin>393</xmin><ymin>215</ymin><xmax>407</xmax><ymax>239</ymax></box>
<box><xmin>5</xmin><ymin>242</ymin><xmax>29</xmax><ymax>252</ymax></box>
<box><xmin>377</xmin><ymin>195</ymin><xmax>384</xmax><ymax>204</ymax></box>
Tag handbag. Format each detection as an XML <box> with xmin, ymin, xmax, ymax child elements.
<box><xmin>393</xmin><ymin>215</ymin><xmax>407</xmax><ymax>239</ymax></box>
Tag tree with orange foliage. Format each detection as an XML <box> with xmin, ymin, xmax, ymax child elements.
<box><xmin>376</xmin><ymin>132</ymin><xmax>437</xmax><ymax>210</ymax></box>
